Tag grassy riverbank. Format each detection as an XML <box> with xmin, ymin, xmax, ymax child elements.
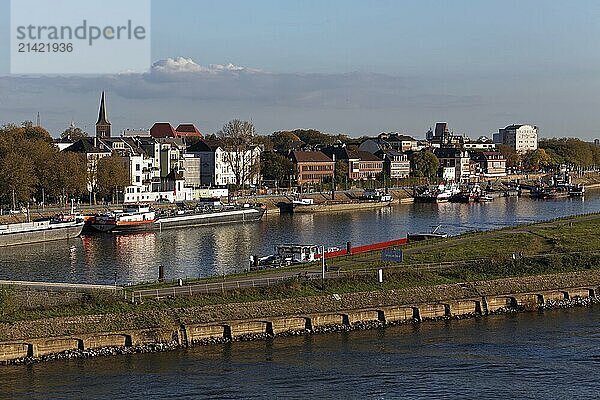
<box><xmin>1</xmin><ymin>213</ymin><xmax>600</xmax><ymax>329</ymax></box>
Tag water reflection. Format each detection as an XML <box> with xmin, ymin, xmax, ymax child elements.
<box><xmin>0</xmin><ymin>191</ymin><xmax>597</xmax><ymax>285</ymax></box>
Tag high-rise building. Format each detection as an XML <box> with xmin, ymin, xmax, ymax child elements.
<box><xmin>495</xmin><ymin>124</ymin><xmax>537</xmax><ymax>153</ymax></box>
<box><xmin>95</xmin><ymin>91</ymin><xmax>111</xmax><ymax>138</ymax></box>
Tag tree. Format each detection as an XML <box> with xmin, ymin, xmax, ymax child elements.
<box><xmin>260</xmin><ymin>151</ymin><xmax>294</xmax><ymax>186</ymax></box>
<box><xmin>409</xmin><ymin>150</ymin><xmax>439</xmax><ymax>179</ymax></box>
<box><xmin>290</xmin><ymin>129</ymin><xmax>336</xmax><ymax>146</ymax></box>
<box><xmin>217</xmin><ymin>119</ymin><xmax>260</xmax><ymax>188</ymax></box>
<box><xmin>60</xmin><ymin>125</ymin><xmax>88</xmax><ymax>141</ymax></box>
<box><xmin>497</xmin><ymin>144</ymin><xmax>521</xmax><ymax>169</ymax></box>
<box><xmin>522</xmin><ymin>149</ymin><xmax>552</xmax><ymax>171</ymax></box>
<box><xmin>271</xmin><ymin>131</ymin><xmax>304</xmax><ymax>153</ymax></box>
<box><xmin>334</xmin><ymin>160</ymin><xmax>349</xmax><ymax>187</ymax></box>
<box><xmin>96</xmin><ymin>154</ymin><xmax>130</xmax><ymax>202</ymax></box>
<box><xmin>0</xmin><ymin>152</ymin><xmax>38</xmax><ymax>208</ymax></box>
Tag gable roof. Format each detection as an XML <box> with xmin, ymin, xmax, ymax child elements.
<box><xmin>291</xmin><ymin>151</ymin><xmax>333</xmax><ymax>163</ymax></box>
<box><xmin>357</xmin><ymin>151</ymin><xmax>383</xmax><ymax>162</ymax></box>
<box><xmin>63</xmin><ymin>138</ymin><xmax>110</xmax><ymax>154</ymax></box>
<box><xmin>187</xmin><ymin>139</ymin><xmax>220</xmax><ymax>153</ymax></box>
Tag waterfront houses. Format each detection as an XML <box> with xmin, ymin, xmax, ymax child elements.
<box><xmin>290</xmin><ymin>151</ymin><xmax>334</xmax><ymax>186</ymax></box>
<box><xmin>433</xmin><ymin>147</ymin><xmax>472</xmax><ymax>182</ymax></box>
<box><xmin>187</xmin><ymin>139</ymin><xmax>261</xmax><ymax>187</ymax></box>
<box><xmin>494</xmin><ymin>124</ymin><xmax>538</xmax><ymax>153</ymax></box>
<box><xmin>472</xmin><ymin>152</ymin><xmax>508</xmax><ymax>177</ymax></box>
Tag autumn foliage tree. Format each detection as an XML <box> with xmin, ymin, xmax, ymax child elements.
<box><xmin>0</xmin><ymin>122</ymin><xmax>88</xmax><ymax>208</ymax></box>
<box><xmin>96</xmin><ymin>154</ymin><xmax>130</xmax><ymax>202</ymax></box>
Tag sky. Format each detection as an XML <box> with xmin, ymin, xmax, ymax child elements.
<box><xmin>0</xmin><ymin>0</ymin><xmax>600</xmax><ymax>139</ymax></box>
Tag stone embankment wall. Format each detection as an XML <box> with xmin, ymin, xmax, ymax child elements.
<box><xmin>2</xmin><ymin>270</ymin><xmax>600</xmax><ymax>363</ymax></box>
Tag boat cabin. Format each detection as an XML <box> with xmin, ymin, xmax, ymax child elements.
<box><xmin>275</xmin><ymin>244</ymin><xmax>321</xmax><ymax>263</ymax></box>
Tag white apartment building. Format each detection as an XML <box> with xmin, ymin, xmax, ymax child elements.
<box><xmin>495</xmin><ymin>124</ymin><xmax>538</xmax><ymax>154</ymax></box>
<box><xmin>188</xmin><ymin>140</ymin><xmax>261</xmax><ymax>187</ymax></box>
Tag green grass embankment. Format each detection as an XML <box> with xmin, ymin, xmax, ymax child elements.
<box><xmin>2</xmin><ymin>213</ymin><xmax>600</xmax><ymax>326</ymax></box>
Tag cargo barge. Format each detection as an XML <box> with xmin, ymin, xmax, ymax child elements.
<box><xmin>0</xmin><ymin>215</ymin><xmax>84</xmax><ymax>247</ymax></box>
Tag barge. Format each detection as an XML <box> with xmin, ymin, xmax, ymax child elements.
<box><xmin>0</xmin><ymin>215</ymin><xmax>84</xmax><ymax>247</ymax></box>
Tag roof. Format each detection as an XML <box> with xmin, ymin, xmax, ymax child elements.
<box><xmin>321</xmin><ymin>146</ymin><xmax>359</xmax><ymax>161</ymax></box>
<box><xmin>434</xmin><ymin>147</ymin><xmax>465</xmax><ymax>158</ymax></box>
<box><xmin>175</xmin><ymin>123</ymin><xmax>203</xmax><ymax>138</ymax></box>
<box><xmin>378</xmin><ymin>133</ymin><xmax>417</xmax><ymax>142</ymax></box>
<box><xmin>357</xmin><ymin>151</ymin><xmax>383</xmax><ymax>162</ymax></box>
<box><xmin>96</xmin><ymin>91</ymin><xmax>110</xmax><ymax>125</ymax></box>
<box><xmin>187</xmin><ymin>139</ymin><xmax>220</xmax><ymax>153</ymax></box>
<box><xmin>291</xmin><ymin>151</ymin><xmax>333</xmax><ymax>163</ymax></box>
<box><xmin>150</xmin><ymin>122</ymin><xmax>175</xmax><ymax>138</ymax></box>
<box><xmin>503</xmin><ymin>124</ymin><xmax>524</xmax><ymax>130</ymax></box>
<box><xmin>63</xmin><ymin>138</ymin><xmax>110</xmax><ymax>154</ymax></box>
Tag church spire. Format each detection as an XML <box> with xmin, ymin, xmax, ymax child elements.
<box><xmin>95</xmin><ymin>91</ymin><xmax>111</xmax><ymax>138</ymax></box>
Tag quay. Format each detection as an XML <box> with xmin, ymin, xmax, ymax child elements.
<box><xmin>1</xmin><ymin>272</ymin><xmax>599</xmax><ymax>363</ymax></box>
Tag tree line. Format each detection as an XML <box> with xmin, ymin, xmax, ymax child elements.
<box><xmin>0</xmin><ymin>123</ymin><xmax>129</xmax><ymax>209</ymax></box>
<box><xmin>498</xmin><ymin>138</ymin><xmax>600</xmax><ymax>171</ymax></box>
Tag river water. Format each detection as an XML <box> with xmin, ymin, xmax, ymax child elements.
<box><xmin>1</xmin><ymin>191</ymin><xmax>600</xmax><ymax>285</ymax></box>
<box><xmin>2</xmin><ymin>306</ymin><xmax>599</xmax><ymax>399</ymax></box>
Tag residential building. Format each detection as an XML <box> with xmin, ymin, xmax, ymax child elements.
<box><xmin>494</xmin><ymin>124</ymin><xmax>538</xmax><ymax>153</ymax></box>
<box><xmin>472</xmin><ymin>152</ymin><xmax>507</xmax><ymax>177</ymax></box>
<box><xmin>434</xmin><ymin>147</ymin><xmax>472</xmax><ymax>182</ymax></box>
<box><xmin>375</xmin><ymin>149</ymin><xmax>410</xmax><ymax>179</ymax></box>
<box><xmin>464</xmin><ymin>136</ymin><xmax>496</xmax><ymax>151</ymax></box>
<box><xmin>290</xmin><ymin>151</ymin><xmax>334</xmax><ymax>186</ymax></box>
<box><xmin>426</xmin><ymin>122</ymin><xmax>465</xmax><ymax>147</ymax></box>
<box><xmin>187</xmin><ymin>140</ymin><xmax>261</xmax><ymax>187</ymax></box>
<box><xmin>350</xmin><ymin>151</ymin><xmax>384</xmax><ymax>180</ymax></box>
<box><xmin>359</xmin><ymin>132</ymin><xmax>418</xmax><ymax>153</ymax></box>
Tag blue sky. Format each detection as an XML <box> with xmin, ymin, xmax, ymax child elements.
<box><xmin>1</xmin><ymin>0</ymin><xmax>600</xmax><ymax>139</ymax></box>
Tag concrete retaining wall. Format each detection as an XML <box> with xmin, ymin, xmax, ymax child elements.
<box><xmin>346</xmin><ymin>310</ymin><xmax>382</xmax><ymax>324</ymax></box>
<box><xmin>418</xmin><ymin>304</ymin><xmax>447</xmax><ymax>319</ymax></box>
<box><xmin>567</xmin><ymin>288</ymin><xmax>594</xmax><ymax>298</ymax></box>
<box><xmin>540</xmin><ymin>291</ymin><xmax>567</xmax><ymax>302</ymax></box>
<box><xmin>448</xmin><ymin>300</ymin><xmax>480</xmax><ymax>316</ymax></box>
<box><xmin>381</xmin><ymin>306</ymin><xmax>415</xmax><ymax>322</ymax></box>
<box><xmin>311</xmin><ymin>313</ymin><xmax>346</xmax><ymax>327</ymax></box>
<box><xmin>0</xmin><ymin>343</ymin><xmax>29</xmax><ymax>361</ymax></box>
<box><xmin>487</xmin><ymin>296</ymin><xmax>517</xmax><ymax>312</ymax></box>
<box><xmin>2</xmin><ymin>285</ymin><xmax>599</xmax><ymax>363</ymax></box>
<box><xmin>83</xmin><ymin>334</ymin><xmax>129</xmax><ymax>349</ymax></box>
<box><xmin>32</xmin><ymin>338</ymin><xmax>80</xmax><ymax>357</ymax></box>
<box><xmin>229</xmin><ymin>321</ymin><xmax>270</xmax><ymax>336</ymax></box>
<box><xmin>188</xmin><ymin>324</ymin><xmax>227</xmax><ymax>341</ymax></box>
<box><xmin>270</xmin><ymin>317</ymin><xmax>308</xmax><ymax>334</ymax></box>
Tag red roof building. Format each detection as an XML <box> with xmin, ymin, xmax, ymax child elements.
<box><xmin>175</xmin><ymin>124</ymin><xmax>203</xmax><ymax>138</ymax></box>
<box><xmin>150</xmin><ymin>122</ymin><xmax>176</xmax><ymax>138</ymax></box>
<box><xmin>150</xmin><ymin>122</ymin><xmax>203</xmax><ymax>139</ymax></box>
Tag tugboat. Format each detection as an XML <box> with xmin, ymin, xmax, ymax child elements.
<box><xmin>90</xmin><ymin>205</ymin><xmax>156</xmax><ymax>233</ymax></box>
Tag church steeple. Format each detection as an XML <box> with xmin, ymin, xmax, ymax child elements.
<box><xmin>95</xmin><ymin>91</ymin><xmax>111</xmax><ymax>138</ymax></box>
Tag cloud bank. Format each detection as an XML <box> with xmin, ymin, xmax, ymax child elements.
<box><xmin>0</xmin><ymin>57</ymin><xmax>595</xmax><ymax>139</ymax></box>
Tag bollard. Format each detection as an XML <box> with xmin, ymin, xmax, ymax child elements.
<box><xmin>158</xmin><ymin>265</ymin><xmax>165</xmax><ymax>282</ymax></box>
<box><xmin>377</xmin><ymin>268</ymin><xmax>383</xmax><ymax>283</ymax></box>
<box><xmin>346</xmin><ymin>241</ymin><xmax>352</xmax><ymax>254</ymax></box>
